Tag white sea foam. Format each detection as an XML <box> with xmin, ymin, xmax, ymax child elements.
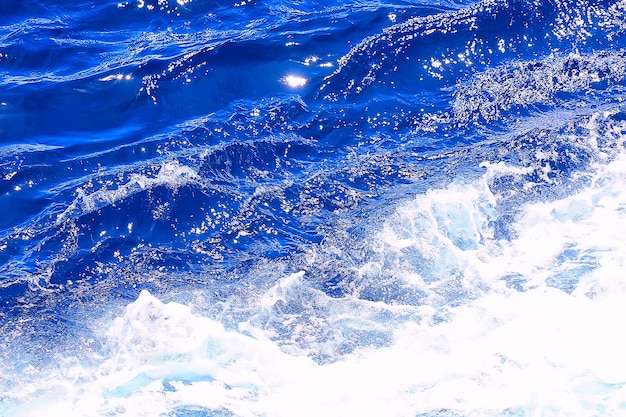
<box><xmin>256</xmin><ymin>143</ymin><xmax>626</xmax><ymax>415</ymax></box>
<box><xmin>6</xmin><ymin>144</ymin><xmax>626</xmax><ymax>416</ymax></box>
<box><xmin>54</xmin><ymin>160</ymin><xmax>201</xmax><ymax>225</ymax></box>
<box><xmin>7</xmin><ymin>106</ymin><xmax>626</xmax><ymax>416</ymax></box>
<box><xmin>453</xmin><ymin>51</ymin><xmax>626</xmax><ymax>123</ymax></box>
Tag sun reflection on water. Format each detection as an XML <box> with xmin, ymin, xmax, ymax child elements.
<box><xmin>282</xmin><ymin>75</ymin><xmax>307</xmax><ymax>88</ymax></box>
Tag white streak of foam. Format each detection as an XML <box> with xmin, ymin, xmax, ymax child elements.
<box><xmin>8</xmin><ymin>143</ymin><xmax>626</xmax><ymax>417</ymax></box>
<box><xmin>259</xmin><ymin>149</ymin><xmax>626</xmax><ymax>416</ymax></box>
<box><xmin>55</xmin><ymin>160</ymin><xmax>200</xmax><ymax>225</ymax></box>
<box><xmin>7</xmin><ymin>269</ymin><xmax>626</xmax><ymax>416</ymax></box>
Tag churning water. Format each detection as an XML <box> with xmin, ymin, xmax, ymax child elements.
<box><xmin>2</xmin><ymin>0</ymin><xmax>626</xmax><ymax>415</ymax></box>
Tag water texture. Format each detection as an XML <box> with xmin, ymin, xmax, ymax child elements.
<box><xmin>2</xmin><ymin>0</ymin><xmax>626</xmax><ymax>415</ymax></box>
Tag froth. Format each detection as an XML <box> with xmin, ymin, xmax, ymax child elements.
<box><xmin>3</xmin><ymin>289</ymin><xmax>316</xmax><ymax>416</ymax></box>
<box><xmin>7</xmin><ymin>120</ymin><xmax>626</xmax><ymax>417</ymax></box>
<box><xmin>55</xmin><ymin>160</ymin><xmax>200</xmax><ymax>225</ymax></box>
<box><xmin>453</xmin><ymin>51</ymin><xmax>626</xmax><ymax>124</ymax></box>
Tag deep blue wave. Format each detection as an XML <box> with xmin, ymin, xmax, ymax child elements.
<box><xmin>3</xmin><ymin>0</ymin><xmax>626</xmax><ymax>415</ymax></box>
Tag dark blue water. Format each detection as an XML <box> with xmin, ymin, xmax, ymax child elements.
<box><xmin>3</xmin><ymin>0</ymin><xmax>626</xmax><ymax>415</ymax></box>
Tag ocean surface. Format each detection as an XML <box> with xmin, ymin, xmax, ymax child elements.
<box><xmin>2</xmin><ymin>0</ymin><xmax>626</xmax><ymax>415</ymax></box>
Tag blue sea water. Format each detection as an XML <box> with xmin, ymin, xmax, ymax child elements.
<box><xmin>3</xmin><ymin>0</ymin><xmax>626</xmax><ymax>415</ymax></box>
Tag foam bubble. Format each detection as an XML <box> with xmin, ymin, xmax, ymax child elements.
<box><xmin>6</xmin><ymin>118</ymin><xmax>626</xmax><ymax>417</ymax></box>
<box><xmin>248</xmin><ymin>133</ymin><xmax>626</xmax><ymax>415</ymax></box>
<box><xmin>453</xmin><ymin>51</ymin><xmax>626</xmax><ymax>124</ymax></box>
<box><xmin>55</xmin><ymin>160</ymin><xmax>201</xmax><ymax>225</ymax></box>
<box><xmin>2</xmin><ymin>289</ymin><xmax>317</xmax><ymax>416</ymax></box>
